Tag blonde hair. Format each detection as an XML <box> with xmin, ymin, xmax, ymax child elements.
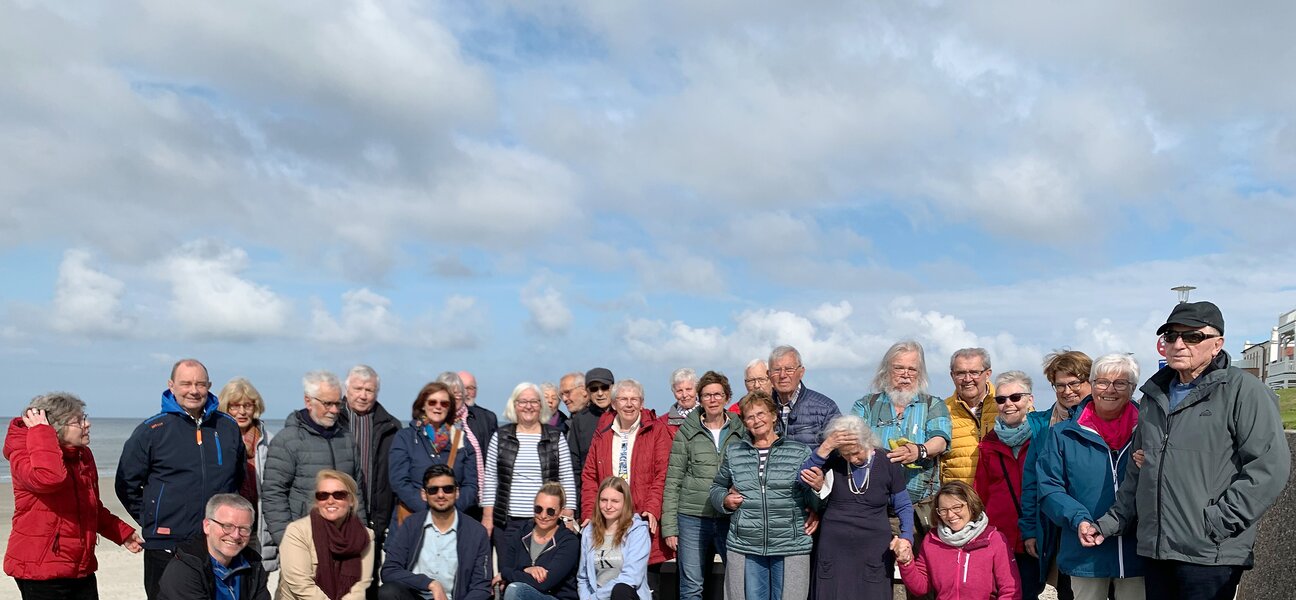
<box><xmin>218</xmin><ymin>377</ymin><xmax>265</xmax><ymax>420</ymax></box>
<box><xmin>315</xmin><ymin>469</ymin><xmax>360</xmax><ymax>517</ymax></box>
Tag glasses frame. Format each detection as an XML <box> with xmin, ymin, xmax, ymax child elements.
<box><xmin>1161</xmin><ymin>330</ymin><xmax>1221</xmax><ymax>346</ymax></box>
<box><xmin>935</xmin><ymin>503</ymin><xmax>967</xmax><ymax>517</ymax></box>
<box><xmin>994</xmin><ymin>392</ymin><xmax>1032</xmax><ymax>405</ymax></box>
<box><xmin>1052</xmin><ymin>380</ymin><xmax>1088</xmax><ymax>392</ymax></box>
<box><xmin>315</xmin><ymin>490</ymin><xmax>350</xmax><ymax>501</ymax></box>
<box><xmin>533</xmin><ymin>505</ymin><xmax>559</xmax><ymax>517</ymax></box>
<box><xmin>209</xmin><ymin>518</ymin><xmax>252</xmax><ymax>537</ymax></box>
<box><xmin>424</xmin><ymin>484</ymin><xmax>457</xmax><ymax>496</ymax></box>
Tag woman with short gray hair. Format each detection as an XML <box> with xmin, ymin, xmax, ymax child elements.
<box><xmin>5</xmin><ymin>392</ymin><xmax>144</xmax><ymax>599</ymax></box>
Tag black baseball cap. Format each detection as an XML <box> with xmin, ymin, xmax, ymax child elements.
<box><xmin>585</xmin><ymin>367</ymin><xmax>615</xmax><ymax>387</ymax></box>
<box><xmin>1156</xmin><ymin>301</ymin><xmax>1225</xmax><ymax>335</ymax></box>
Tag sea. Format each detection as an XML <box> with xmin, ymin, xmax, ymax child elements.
<box><xmin>1</xmin><ymin>417</ymin><xmax>287</xmax><ymax>483</ymax></box>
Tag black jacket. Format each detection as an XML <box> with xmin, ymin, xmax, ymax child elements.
<box><xmin>466</xmin><ymin>404</ymin><xmax>499</xmax><ymax>459</ymax></box>
<box><xmin>498</xmin><ymin>521</ymin><xmax>579</xmax><ymax>600</ymax></box>
<box><xmin>564</xmin><ymin>403</ymin><xmax>609</xmax><ymax>474</ymax></box>
<box><xmin>157</xmin><ymin>536</ymin><xmax>270</xmax><ymax>600</ymax></box>
<box><xmin>489</xmin><ymin>424</ymin><xmax>566</xmax><ymax>527</ymax></box>
<box><xmin>351</xmin><ymin>402</ymin><xmax>402</xmax><ymax>541</ymax></box>
<box><xmin>381</xmin><ymin>509</ymin><xmax>492</xmax><ymax>600</ymax></box>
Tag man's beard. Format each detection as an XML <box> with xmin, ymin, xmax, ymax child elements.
<box><xmin>885</xmin><ymin>386</ymin><xmax>918</xmax><ymax>409</ymax></box>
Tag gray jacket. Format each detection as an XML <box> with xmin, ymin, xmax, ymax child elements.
<box><xmin>251</xmin><ymin>422</ymin><xmax>278</xmax><ymax>571</ymax></box>
<box><xmin>1096</xmin><ymin>350</ymin><xmax>1291</xmax><ymax>566</ymax></box>
<box><xmin>261</xmin><ymin>409</ymin><xmax>366</xmax><ymax>545</ymax></box>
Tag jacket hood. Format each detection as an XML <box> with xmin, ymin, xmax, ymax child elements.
<box><xmin>160</xmin><ymin>389</ymin><xmax>220</xmax><ymax>420</ymax></box>
<box><xmin>3</xmin><ymin>417</ymin><xmax>27</xmax><ymax>459</ymax></box>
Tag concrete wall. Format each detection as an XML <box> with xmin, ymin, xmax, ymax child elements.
<box><xmin>1238</xmin><ymin>430</ymin><xmax>1296</xmax><ymax>599</ymax></box>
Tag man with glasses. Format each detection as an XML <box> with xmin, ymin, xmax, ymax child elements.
<box><xmin>380</xmin><ymin>464</ymin><xmax>492</xmax><ymax>600</ymax></box>
<box><xmin>158</xmin><ymin>493</ymin><xmax>270</xmax><ymax>600</ymax></box>
<box><xmin>941</xmin><ymin>348</ymin><xmax>997</xmax><ymax>486</ymax></box>
<box><xmin>729</xmin><ymin>358</ymin><xmax>772</xmax><ymax>414</ymax></box>
<box><xmin>117</xmin><ymin>359</ymin><xmax>246</xmax><ymax>600</ymax></box>
<box><xmin>768</xmin><ymin>345</ymin><xmax>840</xmax><ymax>446</ymax></box>
<box><xmin>263</xmin><ymin>370</ymin><xmax>366</xmax><ymax>547</ymax></box>
<box><xmin>1091</xmin><ymin>301</ymin><xmax>1291</xmax><ymax>600</ymax></box>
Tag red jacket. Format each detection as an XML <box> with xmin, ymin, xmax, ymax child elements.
<box><xmin>3</xmin><ymin>418</ymin><xmax>136</xmax><ymax>580</ymax></box>
<box><xmin>899</xmin><ymin>524</ymin><xmax>1020</xmax><ymax>600</ymax></box>
<box><xmin>973</xmin><ymin>432</ymin><xmax>1029</xmax><ymax>553</ymax></box>
<box><xmin>580</xmin><ymin>408</ymin><xmax>673</xmax><ymax>564</ymax></box>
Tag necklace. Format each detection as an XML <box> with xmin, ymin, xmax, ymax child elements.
<box><xmin>846</xmin><ymin>454</ymin><xmax>873</xmax><ymax>495</ymax></box>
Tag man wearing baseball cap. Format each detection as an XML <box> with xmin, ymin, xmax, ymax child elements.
<box><xmin>1086</xmin><ymin>301</ymin><xmax>1291</xmax><ymax>600</ymax></box>
<box><xmin>566</xmin><ymin>368</ymin><xmax>616</xmax><ymax>488</ymax></box>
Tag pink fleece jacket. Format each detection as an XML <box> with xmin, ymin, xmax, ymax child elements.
<box><xmin>899</xmin><ymin>525</ymin><xmax>1021</xmax><ymax>600</ymax></box>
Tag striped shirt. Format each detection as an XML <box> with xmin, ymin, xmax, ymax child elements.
<box><xmin>482</xmin><ymin>431</ymin><xmax>577</xmax><ymax>517</ymax></box>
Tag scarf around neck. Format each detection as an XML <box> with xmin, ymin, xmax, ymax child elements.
<box><xmin>936</xmin><ymin>511</ymin><xmax>989</xmax><ymax>548</ymax></box>
<box><xmin>994</xmin><ymin>418</ymin><xmax>1033</xmax><ymax>451</ymax></box>
<box><xmin>310</xmin><ymin>509</ymin><xmax>369</xmax><ymax>600</ymax></box>
<box><xmin>1078</xmin><ymin>401</ymin><xmax>1138</xmax><ymax>451</ymax></box>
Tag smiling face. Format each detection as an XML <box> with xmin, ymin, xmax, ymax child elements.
<box><xmin>1090</xmin><ymin>369</ymin><xmax>1133</xmax><ymax>419</ymax></box>
<box><xmin>598</xmin><ymin>486</ymin><xmax>626</xmax><ymax>522</ymax></box>
<box><xmin>169</xmin><ymin>362</ymin><xmax>211</xmax><ymax>417</ymax></box>
<box><xmin>533</xmin><ymin>492</ymin><xmax>562</xmax><ymax>533</ymax></box>
<box><xmin>587</xmin><ymin>381</ymin><xmax>612</xmax><ymax>409</ymax></box>
<box><xmin>936</xmin><ymin>494</ymin><xmax>972</xmax><ymax>532</ymax></box>
<box><xmin>315</xmin><ymin>477</ymin><xmax>354</xmax><ymax>523</ymax></box>
<box><xmin>951</xmin><ymin>355</ymin><xmax>991</xmax><ymax>404</ymax></box>
<box><xmin>421</xmin><ymin>474</ymin><xmax>458</xmax><ymax>514</ymax></box>
<box><xmin>994</xmin><ymin>382</ymin><xmax>1031</xmax><ymax>427</ymax></box>
<box><xmin>769</xmin><ymin>353</ymin><xmax>804</xmax><ymax>396</ymax></box>
<box><xmin>560</xmin><ymin>375</ymin><xmax>589</xmax><ymax>413</ymax></box>
<box><xmin>741</xmin><ymin>403</ymin><xmax>775</xmax><ymax>439</ymax></box>
<box><xmin>614</xmin><ymin>388</ymin><xmax>643</xmax><ymax>427</ymax></box>
<box><xmin>204</xmin><ymin>504</ymin><xmax>253</xmax><ymax>566</ymax></box>
<box><xmin>744</xmin><ymin>362</ymin><xmax>771</xmax><ymax>394</ymax></box>
<box><xmin>1050</xmin><ymin>373</ymin><xmax>1091</xmax><ymax>410</ymax></box>
<box><xmin>699</xmin><ymin>383</ymin><xmax>728</xmax><ymax>419</ymax></box>
<box><xmin>422</xmin><ymin>390</ymin><xmax>452</xmax><ymax>427</ymax></box>
<box><xmin>514</xmin><ymin>388</ymin><xmax>543</xmax><ymax>426</ymax></box>
<box><xmin>672</xmin><ymin>380</ymin><xmax>698</xmax><ymax>409</ymax></box>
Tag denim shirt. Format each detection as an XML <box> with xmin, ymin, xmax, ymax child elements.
<box><xmin>851</xmin><ymin>392</ymin><xmax>951</xmax><ymax>502</ymax></box>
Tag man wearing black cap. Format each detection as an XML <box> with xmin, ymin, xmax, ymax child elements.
<box><xmin>566</xmin><ymin>367</ymin><xmax>615</xmax><ymax>482</ymax></box>
<box><xmin>1087</xmin><ymin>301</ymin><xmax>1291</xmax><ymax>600</ymax></box>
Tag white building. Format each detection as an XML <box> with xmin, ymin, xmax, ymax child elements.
<box><xmin>1255</xmin><ymin>308</ymin><xmax>1296</xmax><ymax>390</ymax></box>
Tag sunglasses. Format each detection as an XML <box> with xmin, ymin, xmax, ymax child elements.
<box><xmin>533</xmin><ymin>505</ymin><xmax>559</xmax><ymax>517</ymax></box>
<box><xmin>315</xmin><ymin>490</ymin><xmax>350</xmax><ymax>501</ymax></box>
<box><xmin>1161</xmin><ymin>331</ymin><xmax>1220</xmax><ymax>345</ymax></box>
<box><xmin>424</xmin><ymin>399</ymin><xmax>451</xmax><ymax>408</ymax></box>
<box><xmin>424</xmin><ymin>484</ymin><xmax>457</xmax><ymax>495</ymax></box>
<box><xmin>994</xmin><ymin>392</ymin><xmax>1032</xmax><ymax>404</ymax></box>
<box><xmin>586</xmin><ymin>383</ymin><xmax>610</xmax><ymax>393</ymax></box>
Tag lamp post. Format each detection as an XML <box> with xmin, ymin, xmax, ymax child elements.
<box><xmin>1171</xmin><ymin>285</ymin><xmax>1196</xmax><ymax>304</ymax></box>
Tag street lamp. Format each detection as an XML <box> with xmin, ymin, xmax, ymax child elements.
<box><xmin>1171</xmin><ymin>285</ymin><xmax>1196</xmax><ymax>304</ymax></box>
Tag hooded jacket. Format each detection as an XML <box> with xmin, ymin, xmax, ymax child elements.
<box><xmin>898</xmin><ymin>524</ymin><xmax>1020</xmax><ymax>600</ymax></box>
<box><xmin>498</xmin><ymin>521</ymin><xmax>580</xmax><ymax>600</ymax></box>
<box><xmin>661</xmin><ymin>410</ymin><xmax>745</xmax><ymax>537</ymax></box>
<box><xmin>708</xmin><ymin>434</ymin><xmax>818</xmax><ymax>557</ymax></box>
<box><xmin>4</xmin><ymin>418</ymin><xmax>136</xmax><ymax>580</ymax></box>
<box><xmin>262</xmin><ymin>410</ymin><xmax>365</xmax><ymax>545</ymax></box>
<box><xmin>580</xmin><ymin>408</ymin><xmax>673</xmax><ymax>564</ymax></box>
<box><xmin>577</xmin><ymin>516</ymin><xmax>653</xmax><ymax>600</ymax></box>
<box><xmin>1096</xmin><ymin>350</ymin><xmax>1292</xmax><ymax>567</ymax></box>
<box><xmin>157</xmin><ymin>535</ymin><xmax>271</xmax><ymax>600</ymax></box>
<box><xmin>115</xmin><ymin>390</ymin><xmax>245</xmax><ymax>550</ymax></box>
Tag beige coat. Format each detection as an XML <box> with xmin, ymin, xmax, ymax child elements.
<box><xmin>275</xmin><ymin>516</ymin><xmax>375</xmax><ymax>600</ymax></box>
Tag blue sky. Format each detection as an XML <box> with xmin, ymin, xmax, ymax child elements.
<box><xmin>2</xmin><ymin>1</ymin><xmax>1294</xmax><ymax>419</ymax></box>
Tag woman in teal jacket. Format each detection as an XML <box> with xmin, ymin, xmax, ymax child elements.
<box><xmin>1036</xmin><ymin>353</ymin><xmax>1144</xmax><ymax>600</ymax></box>
<box><xmin>709</xmin><ymin>391</ymin><xmax>819</xmax><ymax>600</ymax></box>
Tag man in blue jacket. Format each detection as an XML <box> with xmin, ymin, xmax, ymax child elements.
<box><xmin>380</xmin><ymin>464</ymin><xmax>491</xmax><ymax>600</ymax></box>
<box><xmin>768</xmin><ymin>345</ymin><xmax>840</xmax><ymax>447</ymax></box>
<box><xmin>116</xmin><ymin>358</ymin><xmax>246</xmax><ymax>600</ymax></box>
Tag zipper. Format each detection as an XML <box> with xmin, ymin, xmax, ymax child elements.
<box><xmin>214</xmin><ymin>431</ymin><xmax>223</xmax><ymax>466</ymax></box>
<box><xmin>1107</xmin><ymin>446</ymin><xmax>1128</xmax><ymax>578</ymax></box>
<box><xmin>960</xmin><ymin>548</ymin><xmax>969</xmax><ymax>584</ymax></box>
<box><xmin>759</xmin><ymin>444</ymin><xmax>769</xmax><ymax>554</ymax></box>
<box><xmin>1156</xmin><ymin>409</ymin><xmax>1172</xmax><ymax>556</ymax></box>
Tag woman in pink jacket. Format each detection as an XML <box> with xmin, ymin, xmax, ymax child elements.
<box><xmin>898</xmin><ymin>481</ymin><xmax>1020</xmax><ymax>600</ymax></box>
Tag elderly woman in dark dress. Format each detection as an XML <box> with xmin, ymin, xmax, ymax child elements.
<box><xmin>799</xmin><ymin>415</ymin><xmax>914</xmax><ymax>600</ymax></box>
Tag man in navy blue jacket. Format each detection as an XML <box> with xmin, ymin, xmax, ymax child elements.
<box><xmin>116</xmin><ymin>358</ymin><xmax>246</xmax><ymax>600</ymax></box>
<box><xmin>380</xmin><ymin>464</ymin><xmax>491</xmax><ymax>600</ymax></box>
<box><xmin>768</xmin><ymin>345</ymin><xmax>841</xmax><ymax>446</ymax></box>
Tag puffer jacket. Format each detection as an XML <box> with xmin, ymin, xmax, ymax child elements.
<box><xmin>157</xmin><ymin>535</ymin><xmax>271</xmax><ymax>600</ymax></box>
<box><xmin>772</xmin><ymin>383</ymin><xmax>840</xmax><ymax>447</ymax></box>
<box><xmin>942</xmin><ymin>384</ymin><xmax>998</xmax><ymax>486</ymax></box>
<box><xmin>115</xmin><ymin>390</ymin><xmax>245</xmax><ymax>550</ymax></box>
<box><xmin>388</xmin><ymin>420</ymin><xmax>478</xmax><ymax>514</ymax></box>
<box><xmin>262</xmin><ymin>409</ymin><xmax>365</xmax><ymax>545</ymax></box>
<box><xmin>1097</xmin><ymin>350</ymin><xmax>1292</xmax><ymax>567</ymax></box>
<box><xmin>248</xmin><ymin>422</ymin><xmax>278</xmax><ymax>571</ymax></box>
<box><xmin>709</xmin><ymin>434</ymin><xmax>818</xmax><ymax>557</ymax></box>
<box><xmin>580</xmin><ymin>409</ymin><xmax>673</xmax><ymax>564</ymax></box>
<box><xmin>898</xmin><ymin>524</ymin><xmax>1019</xmax><ymax>600</ymax></box>
<box><xmin>3</xmin><ymin>419</ymin><xmax>136</xmax><ymax>580</ymax></box>
<box><xmin>1036</xmin><ymin>399</ymin><xmax>1143</xmax><ymax>578</ymax></box>
<box><xmin>661</xmin><ymin>411</ymin><xmax>745</xmax><ymax>538</ymax></box>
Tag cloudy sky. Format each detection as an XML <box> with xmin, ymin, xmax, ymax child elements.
<box><xmin>3</xmin><ymin>1</ymin><xmax>1294</xmax><ymax>419</ymax></box>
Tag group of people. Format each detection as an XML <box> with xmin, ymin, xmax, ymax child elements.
<box><xmin>3</xmin><ymin>300</ymin><xmax>1290</xmax><ymax>600</ymax></box>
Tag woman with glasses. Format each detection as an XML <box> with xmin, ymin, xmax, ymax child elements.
<box><xmin>483</xmin><ymin>383</ymin><xmax>577</xmax><ymax>549</ymax></box>
<box><xmin>578</xmin><ymin>477</ymin><xmax>653</xmax><ymax>600</ymax></box>
<box><xmin>897</xmin><ymin>481</ymin><xmax>1019</xmax><ymax>599</ymax></box>
<box><xmin>1036</xmin><ymin>354</ymin><xmax>1144</xmax><ymax>600</ymax></box>
<box><xmin>496</xmin><ymin>482</ymin><xmax>580</xmax><ymax>600</ymax></box>
<box><xmin>389</xmin><ymin>382</ymin><xmax>479</xmax><ymax>523</ymax></box>
<box><xmin>5</xmin><ymin>393</ymin><xmax>144</xmax><ymax>599</ymax></box>
<box><xmin>218</xmin><ymin>377</ymin><xmax>279</xmax><ymax>570</ymax></box>
<box><xmin>276</xmin><ymin>470</ymin><xmax>374</xmax><ymax>599</ymax></box>
<box><xmin>973</xmin><ymin>371</ymin><xmax>1051</xmax><ymax>598</ymax></box>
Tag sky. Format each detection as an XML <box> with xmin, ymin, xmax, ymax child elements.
<box><xmin>2</xmin><ymin>1</ymin><xmax>1294</xmax><ymax>420</ymax></box>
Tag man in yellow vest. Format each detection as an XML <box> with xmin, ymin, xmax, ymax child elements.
<box><xmin>941</xmin><ymin>348</ymin><xmax>997</xmax><ymax>486</ymax></box>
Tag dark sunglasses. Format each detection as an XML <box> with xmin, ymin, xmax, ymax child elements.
<box><xmin>533</xmin><ymin>505</ymin><xmax>559</xmax><ymax>517</ymax></box>
<box><xmin>994</xmin><ymin>392</ymin><xmax>1032</xmax><ymax>404</ymax></box>
<box><xmin>315</xmin><ymin>490</ymin><xmax>350</xmax><ymax>501</ymax></box>
<box><xmin>424</xmin><ymin>484</ymin><xmax>457</xmax><ymax>495</ymax></box>
<box><xmin>1161</xmin><ymin>330</ymin><xmax>1220</xmax><ymax>345</ymax></box>
<box><xmin>586</xmin><ymin>383</ymin><xmax>610</xmax><ymax>393</ymax></box>
<box><xmin>424</xmin><ymin>398</ymin><xmax>451</xmax><ymax>407</ymax></box>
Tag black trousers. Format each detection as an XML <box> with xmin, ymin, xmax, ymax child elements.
<box><xmin>15</xmin><ymin>574</ymin><xmax>99</xmax><ymax>600</ymax></box>
<box><xmin>144</xmin><ymin>548</ymin><xmax>174</xmax><ymax>600</ymax></box>
<box><xmin>610</xmin><ymin>583</ymin><xmax>638</xmax><ymax>600</ymax></box>
<box><xmin>1144</xmin><ymin>559</ymin><xmax>1243</xmax><ymax>600</ymax></box>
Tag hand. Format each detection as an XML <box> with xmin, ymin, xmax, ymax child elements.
<box><xmin>429</xmin><ymin>580</ymin><xmax>448</xmax><ymax>600</ymax></box>
<box><xmin>723</xmin><ymin>487</ymin><xmax>744</xmax><ymax>511</ymax></box>
<box><xmin>799</xmin><ymin>466</ymin><xmax>825</xmax><ymax>491</ymax></box>
<box><xmin>1023</xmin><ymin>538</ymin><xmax>1038</xmax><ymax>558</ymax></box>
<box><xmin>562</xmin><ymin>517</ymin><xmax>580</xmax><ymax>533</ymax></box>
<box><xmin>641</xmin><ymin>512</ymin><xmax>658</xmax><ymax>535</ymax></box>
<box><xmin>123</xmin><ymin>531</ymin><xmax>144</xmax><ymax>553</ymax></box>
<box><xmin>666</xmin><ymin>536</ymin><xmax>679</xmax><ymax>551</ymax></box>
<box><xmin>491</xmin><ymin>575</ymin><xmax>502</xmax><ymax>588</ymax></box>
<box><xmin>1078</xmin><ymin>521</ymin><xmax>1105</xmax><ymax>547</ymax></box>
<box><xmin>22</xmin><ymin>408</ymin><xmax>49</xmax><ymax>428</ymax></box>
<box><xmin>581</xmin><ymin>518</ymin><xmax>591</xmax><ymax>529</ymax></box>
<box><xmin>523</xmin><ymin>566</ymin><xmax>549</xmax><ymax>582</ymax></box>
<box><xmin>817</xmin><ymin>430</ymin><xmax>859</xmax><ymax>457</ymax></box>
<box><xmin>803</xmin><ymin>510</ymin><xmax>819</xmax><ymax>535</ymax></box>
<box><xmin>890</xmin><ymin>536</ymin><xmax>913</xmax><ymax>564</ymax></box>
<box><xmin>887</xmin><ymin>443</ymin><xmax>920</xmax><ymax>465</ymax></box>
<box><xmin>1132</xmin><ymin>449</ymin><xmax>1146</xmax><ymax>469</ymax></box>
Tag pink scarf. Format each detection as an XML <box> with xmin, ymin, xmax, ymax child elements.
<box><xmin>456</xmin><ymin>403</ymin><xmax>485</xmax><ymax>502</ymax></box>
<box><xmin>1078</xmin><ymin>401</ymin><xmax>1138</xmax><ymax>451</ymax></box>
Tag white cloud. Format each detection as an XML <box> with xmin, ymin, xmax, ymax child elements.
<box><xmin>160</xmin><ymin>241</ymin><xmax>291</xmax><ymax>339</ymax></box>
<box><xmin>311</xmin><ymin>288</ymin><xmax>402</xmax><ymax>345</ymax></box>
<box><xmin>50</xmin><ymin>249</ymin><xmax>133</xmax><ymax>336</ymax></box>
<box><xmin>520</xmin><ymin>276</ymin><xmax>573</xmax><ymax>335</ymax></box>
<box><xmin>311</xmin><ymin>288</ymin><xmax>485</xmax><ymax>349</ymax></box>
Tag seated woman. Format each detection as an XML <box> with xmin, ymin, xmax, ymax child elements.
<box><xmin>497</xmin><ymin>482</ymin><xmax>580</xmax><ymax>600</ymax></box>
<box><xmin>276</xmin><ymin>470</ymin><xmax>374</xmax><ymax>600</ymax></box>
<box><xmin>898</xmin><ymin>481</ymin><xmax>1019</xmax><ymax>600</ymax></box>
<box><xmin>578</xmin><ymin>477</ymin><xmax>652</xmax><ymax>600</ymax></box>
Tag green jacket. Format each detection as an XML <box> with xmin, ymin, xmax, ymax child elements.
<box><xmin>1096</xmin><ymin>350</ymin><xmax>1291</xmax><ymax>566</ymax></box>
<box><xmin>709</xmin><ymin>435</ymin><xmax>819</xmax><ymax>557</ymax></box>
<box><xmin>662</xmin><ymin>412</ymin><xmax>746</xmax><ymax>537</ymax></box>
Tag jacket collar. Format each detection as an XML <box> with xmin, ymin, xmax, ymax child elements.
<box><xmin>160</xmin><ymin>389</ymin><xmax>219</xmax><ymax>422</ymax></box>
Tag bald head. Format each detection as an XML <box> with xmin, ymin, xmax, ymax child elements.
<box><xmin>458</xmin><ymin>371</ymin><xmax>478</xmax><ymax>406</ymax></box>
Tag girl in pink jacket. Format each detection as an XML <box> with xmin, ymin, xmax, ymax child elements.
<box><xmin>898</xmin><ymin>481</ymin><xmax>1020</xmax><ymax>600</ymax></box>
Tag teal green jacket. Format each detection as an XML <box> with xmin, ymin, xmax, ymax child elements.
<box><xmin>662</xmin><ymin>412</ymin><xmax>746</xmax><ymax>538</ymax></box>
<box><xmin>709</xmin><ymin>435</ymin><xmax>820</xmax><ymax>556</ymax></box>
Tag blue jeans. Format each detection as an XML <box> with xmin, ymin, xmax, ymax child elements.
<box><xmin>503</xmin><ymin>582</ymin><xmax>558</xmax><ymax>600</ymax></box>
<box><xmin>744</xmin><ymin>555</ymin><xmax>785</xmax><ymax>600</ymax></box>
<box><xmin>677</xmin><ymin>514</ymin><xmax>729</xmax><ymax>600</ymax></box>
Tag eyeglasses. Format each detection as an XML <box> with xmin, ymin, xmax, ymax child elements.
<box><xmin>424</xmin><ymin>484</ymin><xmax>457</xmax><ymax>495</ymax></box>
<box><xmin>465</xmin><ymin>385</ymin><xmax>478</xmax><ymax>392</ymax></box>
<box><xmin>1092</xmin><ymin>379</ymin><xmax>1133</xmax><ymax>392</ymax></box>
<box><xmin>533</xmin><ymin>505</ymin><xmax>559</xmax><ymax>517</ymax></box>
<box><xmin>310</xmin><ymin>396</ymin><xmax>343</xmax><ymax>410</ymax></box>
<box><xmin>890</xmin><ymin>365</ymin><xmax>920</xmax><ymax>376</ymax></box>
<box><xmin>701</xmin><ymin>392</ymin><xmax>728</xmax><ymax>400</ymax></box>
<box><xmin>1162</xmin><ymin>331</ymin><xmax>1221</xmax><ymax>345</ymax></box>
<box><xmin>744</xmin><ymin>376</ymin><xmax>769</xmax><ymax>386</ymax></box>
<box><xmin>770</xmin><ymin>366</ymin><xmax>802</xmax><ymax>376</ymax></box>
<box><xmin>175</xmin><ymin>381</ymin><xmax>212</xmax><ymax>391</ymax></box>
<box><xmin>560</xmin><ymin>387</ymin><xmax>581</xmax><ymax>398</ymax></box>
<box><xmin>586</xmin><ymin>383</ymin><xmax>610</xmax><ymax>393</ymax></box>
<box><xmin>934</xmin><ymin>503</ymin><xmax>967</xmax><ymax>517</ymax></box>
<box><xmin>515</xmin><ymin>399</ymin><xmax>541</xmax><ymax>406</ymax></box>
<box><xmin>952</xmin><ymin>369</ymin><xmax>987</xmax><ymax>380</ymax></box>
<box><xmin>315</xmin><ymin>490</ymin><xmax>350</xmax><ymax>501</ymax></box>
<box><xmin>424</xmin><ymin>398</ymin><xmax>451</xmax><ymax>408</ymax></box>
<box><xmin>1052</xmin><ymin>380</ymin><xmax>1087</xmax><ymax>392</ymax></box>
<box><xmin>67</xmin><ymin>414</ymin><xmax>90</xmax><ymax>428</ymax></box>
<box><xmin>209</xmin><ymin>518</ymin><xmax>252</xmax><ymax>537</ymax></box>
<box><xmin>994</xmin><ymin>393</ymin><xmax>1032</xmax><ymax>404</ymax></box>
<box><xmin>226</xmin><ymin>402</ymin><xmax>256</xmax><ymax>413</ymax></box>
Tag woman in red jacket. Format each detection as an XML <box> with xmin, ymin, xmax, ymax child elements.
<box><xmin>3</xmin><ymin>393</ymin><xmax>143</xmax><ymax>599</ymax></box>
<box><xmin>898</xmin><ymin>481</ymin><xmax>1020</xmax><ymax>600</ymax></box>
<box><xmin>579</xmin><ymin>379</ymin><xmax>673</xmax><ymax>589</ymax></box>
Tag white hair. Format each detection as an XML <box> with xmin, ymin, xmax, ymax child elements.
<box><xmin>1091</xmin><ymin>353</ymin><xmax>1140</xmax><ymax>383</ymax></box>
<box><xmin>345</xmin><ymin>364</ymin><xmax>380</xmax><ymax>391</ymax></box>
<box><xmin>670</xmin><ymin>368</ymin><xmax>697</xmax><ymax>388</ymax></box>
<box><xmin>303</xmin><ymin>370</ymin><xmax>341</xmax><ymax>397</ymax></box>
<box><xmin>823</xmin><ymin>415</ymin><xmax>882</xmax><ymax>451</ymax></box>
<box><xmin>503</xmin><ymin>382</ymin><xmax>552</xmax><ymax>423</ymax></box>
